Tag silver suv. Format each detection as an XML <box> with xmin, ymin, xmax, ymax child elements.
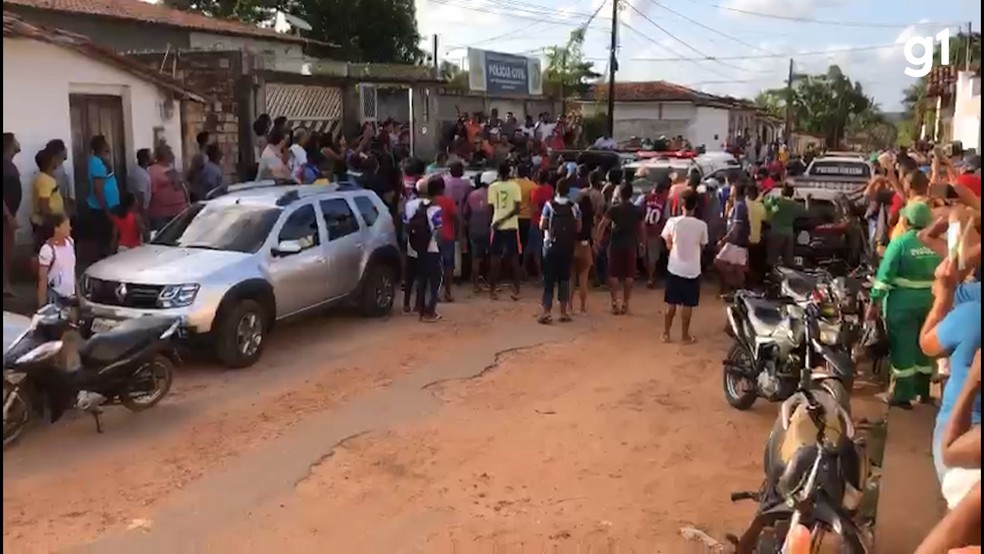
<box><xmin>80</xmin><ymin>183</ymin><xmax>400</xmax><ymax>368</ymax></box>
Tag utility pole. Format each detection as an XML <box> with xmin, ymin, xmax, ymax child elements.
<box><xmin>432</xmin><ymin>34</ymin><xmax>439</xmax><ymax>73</ymax></box>
<box><xmin>966</xmin><ymin>21</ymin><xmax>972</xmax><ymax>71</ymax></box>
<box><xmin>783</xmin><ymin>58</ymin><xmax>793</xmax><ymax>146</ymax></box>
<box><xmin>606</xmin><ymin>0</ymin><xmax>618</xmax><ymax>138</ymax></box>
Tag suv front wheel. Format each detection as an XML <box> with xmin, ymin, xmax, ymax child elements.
<box><xmin>215</xmin><ymin>299</ymin><xmax>267</xmax><ymax>368</ymax></box>
<box><xmin>360</xmin><ymin>263</ymin><xmax>396</xmax><ymax>317</ymax></box>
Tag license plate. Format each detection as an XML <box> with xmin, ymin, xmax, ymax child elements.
<box><xmin>91</xmin><ymin>318</ymin><xmax>120</xmax><ymax>333</ymax></box>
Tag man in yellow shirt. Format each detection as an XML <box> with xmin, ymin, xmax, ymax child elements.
<box><xmin>746</xmin><ymin>184</ymin><xmax>768</xmax><ymax>284</ymax></box>
<box><xmin>487</xmin><ymin>162</ymin><xmax>522</xmax><ymax>300</ymax></box>
<box><xmin>31</xmin><ymin>148</ymin><xmax>65</xmax><ymax>248</ymax></box>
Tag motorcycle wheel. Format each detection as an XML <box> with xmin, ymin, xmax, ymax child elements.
<box><xmin>121</xmin><ymin>355</ymin><xmax>174</xmax><ymax>412</ymax></box>
<box><xmin>724</xmin><ymin>344</ymin><xmax>759</xmax><ymax>410</ymax></box>
<box><xmin>3</xmin><ymin>381</ymin><xmax>32</xmax><ymax>448</ymax></box>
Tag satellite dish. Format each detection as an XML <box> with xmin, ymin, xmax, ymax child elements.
<box><xmin>281</xmin><ymin>12</ymin><xmax>313</xmax><ymax>32</ymax></box>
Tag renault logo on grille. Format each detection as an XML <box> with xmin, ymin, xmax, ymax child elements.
<box><xmin>115</xmin><ymin>283</ymin><xmax>128</xmax><ymax>303</ymax></box>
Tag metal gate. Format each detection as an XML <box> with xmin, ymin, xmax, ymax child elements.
<box><xmin>264</xmin><ymin>83</ymin><xmax>343</xmax><ymax>137</ymax></box>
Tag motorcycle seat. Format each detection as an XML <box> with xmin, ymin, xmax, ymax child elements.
<box><xmin>776</xmin><ymin>267</ymin><xmax>817</xmax><ymax>302</ymax></box>
<box><xmin>742</xmin><ymin>296</ymin><xmax>786</xmax><ymax>336</ymax></box>
<box><xmin>79</xmin><ymin>316</ymin><xmax>175</xmax><ymax>367</ymax></box>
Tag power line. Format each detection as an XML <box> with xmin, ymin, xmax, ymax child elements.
<box><xmin>608</xmin><ymin>42</ymin><xmax>903</xmax><ymax>62</ymax></box>
<box><xmin>704</xmin><ymin>1</ymin><xmax>960</xmax><ymax>29</ymax></box>
<box><xmin>430</xmin><ymin>0</ymin><xmax>608</xmax><ymax>30</ymax></box>
<box><xmin>619</xmin><ymin>19</ymin><xmax>741</xmax><ymax>82</ymax></box>
<box><xmin>623</xmin><ymin>2</ymin><xmax>748</xmax><ymax>80</ymax></box>
<box><xmin>641</xmin><ymin>0</ymin><xmax>763</xmax><ymax>52</ymax></box>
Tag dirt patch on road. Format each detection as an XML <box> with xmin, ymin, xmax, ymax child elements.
<box><xmin>209</xmin><ymin>293</ymin><xmax>779</xmax><ymax>552</ymax></box>
<box><xmin>2</xmin><ymin>301</ymin><xmax>515</xmax><ymax>552</ymax></box>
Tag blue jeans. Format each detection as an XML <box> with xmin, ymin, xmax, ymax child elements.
<box><xmin>542</xmin><ymin>247</ymin><xmax>573</xmax><ymax>310</ymax></box>
<box><xmin>416</xmin><ymin>252</ymin><xmax>442</xmax><ymax>316</ymax></box>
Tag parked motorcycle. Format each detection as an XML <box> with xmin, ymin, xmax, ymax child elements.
<box><xmin>723</xmin><ymin>267</ymin><xmax>859</xmax><ymax>410</ymax></box>
<box><xmin>727</xmin><ymin>364</ymin><xmax>872</xmax><ymax>553</ymax></box>
<box><xmin>3</xmin><ymin>302</ymin><xmax>180</xmax><ymax>447</ymax></box>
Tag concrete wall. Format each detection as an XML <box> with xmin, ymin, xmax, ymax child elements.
<box><xmin>3</xmin><ymin>38</ymin><xmax>183</xmax><ymax>243</ymax></box>
<box><xmin>189</xmin><ymin>32</ymin><xmax>306</xmax><ymax>74</ymax></box>
<box><xmin>4</xmin><ymin>7</ymin><xmax>191</xmax><ymax>52</ymax></box>
<box><xmin>691</xmin><ymin>106</ymin><xmax>729</xmax><ymax>150</ymax></box>
<box><xmin>582</xmin><ymin>101</ymin><xmax>696</xmax><ymax>142</ymax></box>
<box><xmin>129</xmin><ymin>50</ymin><xmax>253</xmax><ymax>180</ymax></box>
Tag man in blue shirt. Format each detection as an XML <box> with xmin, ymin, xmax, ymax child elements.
<box><xmin>920</xmin><ymin>260</ymin><xmax>981</xmax><ymax>508</ymax></box>
<box><xmin>87</xmin><ymin>135</ymin><xmax>120</xmax><ymax>259</ymax></box>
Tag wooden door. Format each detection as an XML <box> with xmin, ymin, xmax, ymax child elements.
<box><xmin>69</xmin><ymin>94</ymin><xmax>126</xmax><ymax>207</ymax></box>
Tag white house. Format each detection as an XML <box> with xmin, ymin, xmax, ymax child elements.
<box><xmin>578</xmin><ymin>81</ymin><xmax>780</xmax><ymax>153</ymax></box>
<box><xmin>2</xmin><ymin>12</ymin><xmax>205</xmax><ymax>244</ymax></box>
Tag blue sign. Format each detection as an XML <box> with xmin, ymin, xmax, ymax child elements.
<box><xmin>485</xmin><ymin>51</ymin><xmax>529</xmax><ymax>94</ymax></box>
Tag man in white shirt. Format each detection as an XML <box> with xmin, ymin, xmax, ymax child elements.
<box><xmin>593</xmin><ymin>135</ymin><xmax>617</xmax><ymax>150</ymax></box>
<box><xmin>660</xmin><ymin>189</ymin><xmax>708</xmax><ymax>344</ymax></box>
<box><xmin>288</xmin><ymin>127</ymin><xmax>309</xmax><ymax>183</ymax></box>
<box><xmin>257</xmin><ymin>128</ymin><xmax>289</xmax><ymax>181</ymax></box>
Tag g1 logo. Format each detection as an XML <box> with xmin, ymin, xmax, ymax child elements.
<box><xmin>904</xmin><ymin>28</ymin><xmax>951</xmax><ymax>78</ymax></box>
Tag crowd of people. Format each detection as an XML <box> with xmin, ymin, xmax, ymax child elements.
<box><xmin>5</xmin><ymin>107</ymin><xmax>983</xmax><ymax>549</ymax></box>
<box><xmin>856</xmin><ymin>144</ymin><xmax>981</xmax><ymax>554</ymax></box>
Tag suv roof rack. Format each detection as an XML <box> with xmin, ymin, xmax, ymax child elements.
<box><xmin>205</xmin><ymin>179</ymin><xmax>295</xmax><ymax>200</ymax></box>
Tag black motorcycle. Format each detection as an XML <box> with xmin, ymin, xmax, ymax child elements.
<box><xmin>723</xmin><ymin>268</ymin><xmax>858</xmax><ymax>410</ymax></box>
<box><xmin>3</xmin><ymin>303</ymin><xmax>180</xmax><ymax>447</ymax></box>
<box><xmin>727</xmin><ymin>365</ymin><xmax>872</xmax><ymax>553</ymax></box>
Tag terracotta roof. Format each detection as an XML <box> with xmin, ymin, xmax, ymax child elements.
<box><xmin>591</xmin><ymin>81</ymin><xmax>707</xmax><ymax>102</ymax></box>
<box><xmin>3</xmin><ymin>11</ymin><xmax>206</xmax><ymax>102</ymax></box>
<box><xmin>3</xmin><ymin>0</ymin><xmax>318</xmax><ymax>45</ymax></box>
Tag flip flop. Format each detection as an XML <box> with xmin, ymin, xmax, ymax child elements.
<box><xmin>611</xmin><ymin>303</ymin><xmax>620</xmax><ymax>315</ymax></box>
<box><xmin>661</xmin><ymin>333</ymin><xmax>672</xmax><ymax>343</ymax></box>
<box><xmin>559</xmin><ymin>314</ymin><xmax>573</xmax><ymax>323</ymax></box>
<box><xmin>682</xmin><ymin>335</ymin><xmax>697</xmax><ymax>344</ymax></box>
<box><xmin>537</xmin><ymin>314</ymin><xmax>553</xmax><ymax>325</ymax></box>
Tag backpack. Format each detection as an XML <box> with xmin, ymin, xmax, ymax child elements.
<box><xmin>407</xmin><ymin>201</ymin><xmax>433</xmax><ymax>254</ymax></box>
<box><xmin>546</xmin><ymin>200</ymin><xmax>577</xmax><ymax>252</ymax></box>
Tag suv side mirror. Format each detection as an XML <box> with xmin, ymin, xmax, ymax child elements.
<box><xmin>273</xmin><ymin>239</ymin><xmax>304</xmax><ymax>257</ymax></box>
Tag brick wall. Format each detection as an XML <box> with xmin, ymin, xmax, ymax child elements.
<box><xmin>128</xmin><ymin>50</ymin><xmax>255</xmax><ymax>182</ymax></box>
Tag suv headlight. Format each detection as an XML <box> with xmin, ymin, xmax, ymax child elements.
<box><xmin>158</xmin><ymin>284</ymin><xmax>200</xmax><ymax>308</ymax></box>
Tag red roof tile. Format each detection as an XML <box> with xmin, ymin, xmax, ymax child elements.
<box><xmin>592</xmin><ymin>81</ymin><xmax>704</xmax><ymax>102</ymax></box>
<box><xmin>3</xmin><ymin>11</ymin><xmax>206</xmax><ymax>102</ymax></box>
<box><xmin>4</xmin><ymin>0</ymin><xmax>315</xmax><ymax>44</ymax></box>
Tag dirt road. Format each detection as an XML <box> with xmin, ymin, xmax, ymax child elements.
<box><xmin>2</xmin><ymin>287</ymin><xmax>824</xmax><ymax>552</ymax></box>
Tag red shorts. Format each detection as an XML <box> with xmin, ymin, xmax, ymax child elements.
<box><xmin>608</xmin><ymin>246</ymin><xmax>637</xmax><ymax>280</ymax></box>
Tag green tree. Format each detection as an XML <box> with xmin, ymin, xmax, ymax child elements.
<box><xmin>285</xmin><ymin>0</ymin><xmax>422</xmax><ymax>63</ymax></box>
<box><xmin>757</xmin><ymin>65</ymin><xmax>878</xmax><ymax>149</ymax></box>
<box><xmin>169</xmin><ymin>0</ymin><xmax>423</xmax><ymax>64</ymax></box>
<box><xmin>544</xmin><ymin>28</ymin><xmax>601</xmax><ymax>98</ymax></box>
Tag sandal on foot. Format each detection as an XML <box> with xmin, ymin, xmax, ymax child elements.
<box><xmin>537</xmin><ymin>314</ymin><xmax>553</xmax><ymax>324</ymax></box>
<box><xmin>559</xmin><ymin>313</ymin><xmax>573</xmax><ymax>323</ymax></box>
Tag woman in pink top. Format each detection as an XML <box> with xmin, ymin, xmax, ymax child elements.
<box><xmin>147</xmin><ymin>143</ymin><xmax>189</xmax><ymax>231</ymax></box>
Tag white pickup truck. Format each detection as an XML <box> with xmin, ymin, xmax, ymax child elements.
<box><xmin>785</xmin><ymin>155</ymin><xmax>871</xmax><ymax>203</ymax></box>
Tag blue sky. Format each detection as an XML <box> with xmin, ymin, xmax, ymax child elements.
<box><xmin>414</xmin><ymin>0</ymin><xmax>983</xmax><ymax>110</ymax></box>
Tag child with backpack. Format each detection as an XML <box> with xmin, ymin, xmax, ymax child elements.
<box><xmin>537</xmin><ymin>177</ymin><xmax>581</xmax><ymax>324</ymax></box>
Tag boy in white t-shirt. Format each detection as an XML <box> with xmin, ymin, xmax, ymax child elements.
<box><xmin>660</xmin><ymin>189</ymin><xmax>708</xmax><ymax>344</ymax></box>
<box><xmin>37</xmin><ymin>213</ymin><xmax>76</xmax><ymax>307</ymax></box>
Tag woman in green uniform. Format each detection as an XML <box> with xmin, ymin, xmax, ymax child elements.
<box><xmin>868</xmin><ymin>202</ymin><xmax>942</xmax><ymax>408</ymax></box>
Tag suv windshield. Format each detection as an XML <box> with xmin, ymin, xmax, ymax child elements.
<box><xmin>152</xmin><ymin>202</ymin><xmax>282</xmax><ymax>253</ymax></box>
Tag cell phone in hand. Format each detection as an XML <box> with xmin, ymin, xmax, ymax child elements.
<box><xmin>948</xmin><ymin>221</ymin><xmax>963</xmax><ymax>270</ymax></box>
